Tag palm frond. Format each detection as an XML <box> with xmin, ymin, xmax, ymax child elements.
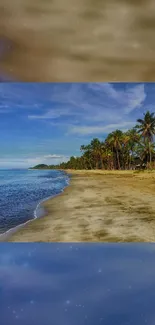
<box><xmin>137</xmin><ymin>119</ymin><xmax>145</xmax><ymax>124</ymax></box>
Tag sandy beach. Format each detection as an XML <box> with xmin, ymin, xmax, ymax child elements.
<box><xmin>1</xmin><ymin>0</ymin><xmax>155</xmax><ymax>82</ymax></box>
<box><xmin>3</xmin><ymin>169</ymin><xmax>155</xmax><ymax>242</ymax></box>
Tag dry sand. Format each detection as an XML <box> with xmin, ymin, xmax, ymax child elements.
<box><xmin>1</xmin><ymin>0</ymin><xmax>155</xmax><ymax>81</ymax></box>
<box><xmin>4</xmin><ymin>169</ymin><xmax>155</xmax><ymax>242</ymax></box>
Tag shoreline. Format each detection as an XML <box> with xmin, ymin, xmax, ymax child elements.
<box><xmin>0</xmin><ymin>172</ymin><xmax>70</xmax><ymax>242</ymax></box>
<box><xmin>4</xmin><ymin>169</ymin><xmax>155</xmax><ymax>242</ymax></box>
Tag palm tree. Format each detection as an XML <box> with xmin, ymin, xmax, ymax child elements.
<box><xmin>137</xmin><ymin>139</ymin><xmax>155</xmax><ymax>167</ymax></box>
<box><xmin>51</xmin><ymin>112</ymin><xmax>155</xmax><ymax>171</ymax></box>
<box><xmin>101</xmin><ymin>148</ymin><xmax>113</xmax><ymax>170</ymax></box>
<box><xmin>106</xmin><ymin>130</ymin><xmax>123</xmax><ymax>169</ymax></box>
<box><xmin>120</xmin><ymin>132</ymin><xmax>131</xmax><ymax>169</ymax></box>
<box><xmin>126</xmin><ymin>128</ymin><xmax>141</xmax><ymax>169</ymax></box>
<box><xmin>90</xmin><ymin>138</ymin><xmax>102</xmax><ymax>169</ymax></box>
<box><xmin>136</xmin><ymin>111</ymin><xmax>155</xmax><ymax>163</ymax></box>
<box><xmin>80</xmin><ymin>144</ymin><xmax>94</xmax><ymax>169</ymax></box>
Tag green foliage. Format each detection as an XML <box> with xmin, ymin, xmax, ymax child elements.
<box><xmin>30</xmin><ymin>164</ymin><xmax>49</xmax><ymax>169</ymax></box>
<box><xmin>31</xmin><ymin>111</ymin><xmax>155</xmax><ymax>171</ymax></box>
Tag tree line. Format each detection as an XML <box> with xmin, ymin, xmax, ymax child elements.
<box><xmin>32</xmin><ymin>111</ymin><xmax>155</xmax><ymax>171</ymax></box>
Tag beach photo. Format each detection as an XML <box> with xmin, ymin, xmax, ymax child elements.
<box><xmin>1</xmin><ymin>242</ymin><xmax>155</xmax><ymax>325</ymax></box>
<box><xmin>0</xmin><ymin>82</ymin><xmax>155</xmax><ymax>242</ymax></box>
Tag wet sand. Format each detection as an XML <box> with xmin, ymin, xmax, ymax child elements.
<box><xmin>4</xmin><ymin>169</ymin><xmax>155</xmax><ymax>242</ymax></box>
<box><xmin>1</xmin><ymin>0</ymin><xmax>155</xmax><ymax>81</ymax></box>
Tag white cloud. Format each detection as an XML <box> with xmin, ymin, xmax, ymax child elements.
<box><xmin>88</xmin><ymin>83</ymin><xmax>119</xmax><ymax>100</ymax></box>
<box><xmin>43</xmin><ymin>154</ymin><xmax>69</xmax><ymax>159</ymax></box>
<box><xmin>28</xmin><ymin>108</ymin><xmax>71</xmax><ymax>120</ymax></box>
<box><xmin>88</xmin><ymin>83</ymin><xmax>146</xmax><ymax>116</ymax></box>
<box><xmin>27</xmin><ymin>83</ymin><xmax>146</xmax><ymax>131</ymax></box>
<box><xmin>88</xmin><ymin>83</ymin><xmax>146</xmax><ymax>113</ymax></box>
<box><xmin>0</xmin><ymin>154</ymin><xmax>69</xmax><ymax>168</ymax></box>
<box><xmin>124</xmin><ymin>84</ymin><xmax>146</xmax><ymax>113</ymax></box>
<box><xmin>69</xmin><ymin>121</ymin><xmax>136</xmax><ymax>135</ymax></box>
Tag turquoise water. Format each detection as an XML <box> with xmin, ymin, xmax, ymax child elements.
<box><xmin>0</xmin><ymin>169</ymin><xmax>69</xmax><ymax>234</ymax></box>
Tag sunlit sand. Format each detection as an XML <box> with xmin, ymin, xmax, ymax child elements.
<box><xmin>1</xmin><ymin>0</ymin><xmax>155</xmax><ymax>81</ymax></box>
<box><xmin>5</xmin><ymin>170</ymin><xmax>155</xmax><ymax>242</ymax></box>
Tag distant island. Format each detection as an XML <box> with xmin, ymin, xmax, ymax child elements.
<box><xmin>29</xmin><ymin>163</ymin><xmax>62</xmax><ymax>170</ymax></box>
<box><xmin>30</xmin><ymin>111</ymin><xmax>155</xmax><ymax>171</ymax></box>
<box><xmin>29</xmin><ymin>164</ymin><xmax>51</xmax><ymax>170</ymax></box>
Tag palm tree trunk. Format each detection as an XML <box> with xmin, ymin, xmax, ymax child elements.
<box><xmin>108</xmin><ymin>158</ymin><xmax>111</xmax><ymax>170</ymax></box>
<box><xmin>149</xmin><ymin>142</ymin><xmax>152</xmax><ymax>164</ymax></box>
<box><xmin>116</xmin><ymin>149</ymin><xmax>120</xmax><ymax>170</ymax></box>
<box><xmin>89</xmin><ymin>160</ymin><xmax>93</xmax><ymax>170</ymax></box>
<box><xmin>95</xmin><ymin>160</ymin><xmax>98</xmax><ymax>169</ymax></box>
<box><xmin>129</xmin><ymin>152</ymin><xmax>132</xmax><ymax>170</ymax></box>
<box><xmin>101</xmin><ymin>159</ymin><xmax>104</xmax><ymax>169</ymax></box>
<box><xmin>112</xmin><ymin>146</ymin><xmax>115</xmax><ymax>169</ymax></box>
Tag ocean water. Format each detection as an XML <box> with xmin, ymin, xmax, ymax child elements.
<box><xmin>0</xmin><ymin>169</ymin><xmax>69</xmax><ymax>235</ymax></box>
<box><xmin>0</xmin><ymin>243</ymin><xmax>155</xmax><ymax>325</ymax></box>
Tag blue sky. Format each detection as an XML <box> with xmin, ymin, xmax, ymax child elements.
<box><xmin>0</xmin><ymin>82</ymin><xmax>154</xmax><ymax>168</ymax></box>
